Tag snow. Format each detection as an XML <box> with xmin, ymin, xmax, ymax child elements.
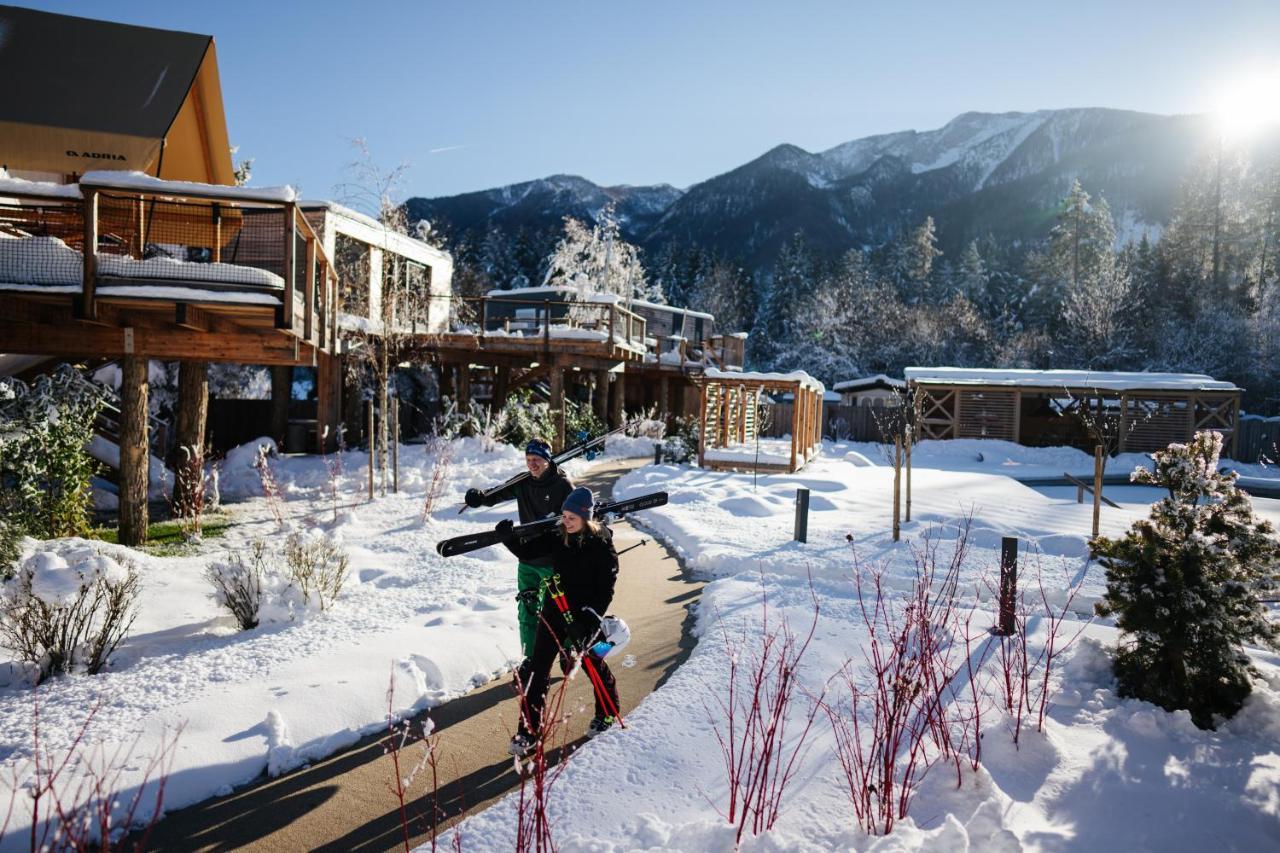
<box><xmin>704</xmin><ymin>367</ymin><xmax>824</xmax><ymax>392</ymax></box>
<box><xmin>832</xmin><ymin>373</ymin><xmax>907</xmax><ymax>392</ymax></box>
<box><xmin>703</xmin><ymin>437</ymin><xmax>801</xmax><ymax>467</ymax></box>
<box><xmin>4</xmin><ymin>433</ymin><xmax>1278</xmax><ymax>848</ymax></box>
<box><xmin>0</xmin><ymin>169</ymin><xmax>83</xmax><ymax>199</ymax></box>
<box><xmin>86</xmin><ymin>435</ymin><xmax>171</xmax><ymax>501</ymax></box>
<box><xmin>905</xmin><ymin>366</ymin><xmax>1240</xmax><ymax>392</ymax></box>
<box><xmin>79</xmin><ymin>171</ymin><xmax>297</xmax><ymax>204</ymax></box>
<box><xmin>441</xmin><ymin>437</ymin><xmax>1280</xmax><ymax>850</ymax></box>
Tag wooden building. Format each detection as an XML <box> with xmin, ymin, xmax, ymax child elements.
<box><xmin>831</xmin><ymin>374</ymin><xmax>906</xmax><ymax>407</ymax></box>
<box><xmin>906</xmin><ymin>368</ymin><xmax>1242</xmax><ymax>456</ymax></box>
<box><xmin>698</xmin><ymin>369</ymin><xmax>824</xmax><ymax>474</ymax></box>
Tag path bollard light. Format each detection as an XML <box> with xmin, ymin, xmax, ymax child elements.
<box><xmin>997</xmin><ymin>536</ymin><xmax>1018</xmax><ymax>635</ymax></box>
<box><xmin>794</xmin><ymin>487</ymin><xmax>810</xmax><ymax>543</ymax></box>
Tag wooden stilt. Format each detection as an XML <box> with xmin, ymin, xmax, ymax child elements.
<box><xmin>270</xmin><ymin>365</ymin><xmax>291</xmax><ymax>451</ymax></box>
<box><xmin>550</xmin><ymin>366</ymin><xmax>566</xmax><ymax>451</ymax></box>
<box><xmin>171</xmin><ymin>360</ymin><xmax>208</xmax><ymax>511</ymax></box>
<box><xmin>119</xmin><ymin>355</ymin><xmax>149</xmax><ymax>546</ymax></box>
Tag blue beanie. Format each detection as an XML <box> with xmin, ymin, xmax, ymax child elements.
<box><xmin>562</xmin><ymin>486</ymin><xmax>594</xmax><ymax>520</ymax></box>
<box><xmin>525</xmin><ymin>439</ymin><xmax>553</xmax><ymax>462</ymax></box>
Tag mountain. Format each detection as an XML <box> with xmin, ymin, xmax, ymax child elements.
<box><xmin>406</xmin><ymin>108</ymin><xmax>1218</xmax><ymax>273</ymax></box>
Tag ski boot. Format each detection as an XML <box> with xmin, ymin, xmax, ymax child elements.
<box><xmin>586</xmin><ymin>715</ymin><xmax>615</xmax><ymax>738</ymax></box>
<box><xmin>508</xmin><ymin>732</ymin><xmax>536</xmax><ymax>758</ymax></box>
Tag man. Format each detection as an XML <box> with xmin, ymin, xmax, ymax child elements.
<box><xmin>465</xmin><ymin>437</ymin><xmax>574</xmax><ymax>661</ymax></box>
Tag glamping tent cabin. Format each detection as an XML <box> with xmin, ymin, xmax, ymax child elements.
<box><xmin>905</xmin><ymin>368</ymin><xmax>1242</xmax><ymax>456</ymax></box>
<box><xmin>832</xmin><ymin>374</ymin><xmax>906</xmax><ymax>407</ymax></box>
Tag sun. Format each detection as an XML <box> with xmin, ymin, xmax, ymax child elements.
<box><xmin>1214</xmin><ymin>70</ymin><xmax>1280</xmax><ymax>140</ymax></box>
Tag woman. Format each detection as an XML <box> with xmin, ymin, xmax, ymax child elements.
<box><xmin>497</xmin><ymin>486</ymin><xmax>620</xmax><ymax>756</ymax></box>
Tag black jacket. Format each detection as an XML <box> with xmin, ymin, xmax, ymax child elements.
<box><xmin>481</xmin><ymin>465</ymin><xmax>573</xmax><ymax>567</ymax></box>
<box><xmin>502</xmin><ymin>525</ymin><xmax>618</xmax><ymax>643</ymax></box>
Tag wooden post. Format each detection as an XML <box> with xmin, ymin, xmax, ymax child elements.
<box><xmin>439</xmin><ymin>362</ymin><xmax>455</xmax><ymax>402</ymax></box>
<box><xmin>492</xmin><ymin>366</ymin><xmax>510</xmax><ymax>412</ymax></box>
<box><xmin>543</xmin><ymin>299</ymin><xmax>551</xmax><ymax>357</ymax></box>
<box><xmin>789</xmin><ymin>385</ymin><xmax>801</xmax><ymax>472</ymax></box>
<box><xmin>118</xmin><ymin>355</ymin><xmax>149</xmax><ymax>546</ymax></box>
<box><xmin>594</xmin><ymin>369</ymin><xmax>609</xmax><ymax>423</ymax></box>
<box><xmin>550</xmin><ymin>366</ymin><xmax>566</xmax><ymax>451</ymax></box>
<box><xmin>1092</xmin><ymin>445</ymin><xmax>1104</xmax><ymax>538</ymax></box>
<box><xmin>893</xmin><ymin>435</ymin><xmax>902</xmax><ymax>542</ymax></box>
<box><xmin>392</xmin><ymin>400</ymin><xmax>400</xmax><ymax>494</ymax></box>
<box><xmin>270</xmin><ymin>366</ymin><xmax>291</xmax><ymax>451</ymax></box>
<box><xmin>998</xmin><ymin>537</ymin><xmax>1018</xmax><ymax>635</ymax></box>
<box><xmin>457</xmin><ymin>363</ymin><xmax>471</xmax><ymax>409</ymax></box>
<box><xmin>659</xmin><ymin>375</ymin><xmax>671</xmax><ymax>425</ymax></box>
<box><xmin>80</xmin><ymin>188</ymin><xmax>98</xmax><ymax>320</ymax></box>
<box><xmin>905</xmin><ymin>424</ymin><xmax>913</xmax><ymax>523</ymax></box>
<box><xmin>281</xmin><ymin>202</ymin><xmax>297</xmax><ymax>329</ymax></box>
<box><xmin>736</xmin><ymin>385</ymin><xmax>747</xmax><ymax>443</ymax></box>
<box><xmin>171</xmin><ymin>361</ymin><xmax>208</xmax><ymax>511</ymax></box>
<box><xmin>367</xmin><ymin>400</ymin><xmax>375</xmax><ymax>501</ymax></box>
<box><xmin>697</xmin><ymin>381</ymin><xmax>708</xmax><ymax>467</ymax></box>
<box><xmin>303</xmin><ymin>234</ymin><xmax>317</xmax><ymax>342</ymax></box>
<box><xmin>610</xmin><ymin>371</ymin><xmax>626</xmax><ymax>430</ymax></box>
<box><xmin>212</xmin><ymin>203</ymin><xmax>222</xmax><ymax>263</ymax></box>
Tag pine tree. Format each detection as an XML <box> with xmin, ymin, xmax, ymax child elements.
<box><xmin>1030</xmin><ymin>179</ymin><xmax>1118</xmax><ymax>328</ymax></box>
<box><xmin>890</xmin><ymin>217</ymin><xmax>943</xmax><ymax>304</ymax></box>
<box><xmin>1093</xmin><ymin>431</ymin><xmax>1280</xmax><ymax>728</ymax></box>
<box><xmin>752</xmin><ymin>231</ymin><xmax>815</xmax><ymax>368</ymax></box>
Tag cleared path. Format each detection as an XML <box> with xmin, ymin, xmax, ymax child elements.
<box><xmin>143</xmin><ymin>458</ymin><xmax>701</xmax><ymax>851</ymax></box>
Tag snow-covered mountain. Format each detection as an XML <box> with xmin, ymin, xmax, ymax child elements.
<box><xmin>408</xmin><ymin>108</ymin><xmax>1217</xmax><ymax>270</ymax></box>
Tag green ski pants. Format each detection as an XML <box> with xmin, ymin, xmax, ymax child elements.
<box><xmin>517</xmin><ymin>561</ymin><xmax>555</xmax><ymax>659</ymax></box>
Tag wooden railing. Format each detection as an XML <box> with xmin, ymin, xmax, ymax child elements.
<box><xmin>428</xmin><ymin>295</ymin><xmax>649</xmax><ymax>352</ymax></box>
<box><xmin>0</xmin><ymin>182</ymin><xmax>338</xmax><ymax>352</ymax></box>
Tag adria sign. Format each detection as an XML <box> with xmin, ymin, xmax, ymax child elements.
<box><xmin>65</xmin><ymin>150</ymin><xmax>127</xmax><ymax>161</ymax></box>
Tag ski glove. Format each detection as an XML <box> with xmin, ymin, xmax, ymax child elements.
<box><xmin>495</xmin><ymin>518</ymin><xmax>515</xmax><ymax>538</ymax></box>
<box><xmin>465</xmin><ymin>488</ymin><xmax>485</xmax><ymax>508</ymax></box>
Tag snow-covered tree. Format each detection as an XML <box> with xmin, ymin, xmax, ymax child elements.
<box><xmin>752</xmin><ymin>231</ymin><xmax>817</xmax><ymax>368</ymax></box>
<box><xmin>890</xmin><ymin>217</ymin><xmax>942</xmax><ymax>304</ymax></box>
<box><xmin>543</xmin><ymin>204</ymin><xmax>659</xmax><ymax>302</ymax></box>
<box><xmin>1028</xmin><ymin>180</ymin><xmax>1118</xmax><ymax>326</ymax></box>
<box><xmin>1093</xmin><ymin>431</ymin><xmax>1280</xmax><ymax>728</ymax></box>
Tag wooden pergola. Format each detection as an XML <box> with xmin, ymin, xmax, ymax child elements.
<box><xmin>905</xmin><ymin>367</ymin><xmax>1243</xmax><ymax>457</ymax></box>
<box><xmin>697</xmin><ymin>370</ymin><xmax>825</xmax><ymax>473</ymax></box>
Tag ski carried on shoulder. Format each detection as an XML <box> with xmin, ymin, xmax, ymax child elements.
<box><xmin>457</xmin><ymin>426</ymin><xmax>627</xmax><ymax>514</ymax></box>
<box><xmin>437</xmin><ymin>491</ymin><xmax>668</xmax><ymax>558</ymax></box>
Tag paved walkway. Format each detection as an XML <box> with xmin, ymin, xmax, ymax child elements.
<box><xmin>143</xmin><ymin>458</ymin><xmax>701</xmax><ymax>851</ymax></box>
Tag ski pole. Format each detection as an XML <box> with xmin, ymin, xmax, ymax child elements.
<box><xmin>616</xmin><ymin>539</ymin><xmax>648</xmax><ymax>556</ymax></box>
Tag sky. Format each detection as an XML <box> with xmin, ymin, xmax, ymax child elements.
<box><xmin>16</xmin><ymin>1</ymin><xmax>1280</xmax><ymax>204</ymax></box>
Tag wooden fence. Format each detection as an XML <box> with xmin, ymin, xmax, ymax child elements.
<box><xmin>1235</xmin><ymin>414</ymin><xmax>1280</xmax><ymax>463</ymax></box>
<box><xmin>761</xmin><ymin>403</ymin><xmax>892</xmax><ymax>442</ymax></box>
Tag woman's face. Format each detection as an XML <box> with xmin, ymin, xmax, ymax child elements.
<box><xmin>562</xmin><ymin>510</ymin><xmax>585</xmax><ymax>534</ymax></box>
<box><xmin>526</xmin><ymin>454</ymin><xmax>550</xmax><ymax>478</ymax></box>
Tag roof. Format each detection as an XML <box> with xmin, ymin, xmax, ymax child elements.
<box><xmin>904</xmin><ymin>367</ymin><xmax>1241</xmax><ymax>393</ymax></box>
<box><xmin>832</xmin><ymin>374</ymin><xmax>906</xmax><ymax>393</ymax></box>
<box><xmin>704</xmin><ymin>367</ymin><xmax>825</xmax><ymax>393</ymax></box>
<box><xmin>483</xmin><ymin>286</ymin><xmax>714</xmax><ymax>320</ymax></box>
<box><xmin>0</xmin><ymin>6</ymin><xmax>234</xmax><ymax>185</ymax></box>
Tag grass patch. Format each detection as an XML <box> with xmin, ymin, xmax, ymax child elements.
<box><xmin>92</xmin><ymin>514</ymin><xmax>232</xmax><ymax>555</ymax></box>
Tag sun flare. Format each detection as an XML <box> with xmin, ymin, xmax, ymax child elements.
<box><xmin>1215</xmin><ymin>70</ymin><xmax>1280</xmax><ymax>139</ymax></box>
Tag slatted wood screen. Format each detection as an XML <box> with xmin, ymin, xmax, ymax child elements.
<box><xmin>956</xmin><ymin>390</ymin><xmax>1017</xmax><ymax>440</ymax></box>
<box><xmin>917</xmin><ymin>388</ymin><xmax>956</xmax><ymax>439</ymax></box>
<box><xmin>1125</xmin><ymin>395</ymin><xmax>1191</xmax><ymax>452</ymax></box>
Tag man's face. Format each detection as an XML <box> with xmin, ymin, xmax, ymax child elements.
<box><xmin>526</xmin><ymin>454</ymin><xmax>549</xmax><ymax>478</ymax></box>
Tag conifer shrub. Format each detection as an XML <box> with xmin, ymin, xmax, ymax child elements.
<box><xmin>0</xmin><ymin>367</ymin><xmax>104</xmax><ymax>540</ymax></box>
<box><xmin>1092</xmin><ymin>431</ymin><xmax>1280</xmax><ymax>728</ymax></box>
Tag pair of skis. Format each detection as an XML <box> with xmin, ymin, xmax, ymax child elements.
<box><xmin>457</xmin><ymin>426</ymin><xmax>627</xmax><ymax>515</ymax></box>
<box><xmin>436</xmin><ymin>491</ymin><xmax>668</xmax><ymax>557</ymax></box>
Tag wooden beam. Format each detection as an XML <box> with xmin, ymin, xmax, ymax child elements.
<box><xmin>280</xmin><ymin>202</ymin><xmax>297</xmax><ymax>330</ymax></box>
<box><xmin>304</xmin><ymin>233</ymin><xmax>317</xmax><ymax>343</ymax></box>
<box><xmin>118</xmin><ymin>355</ymin><xmax>148</xmax><ymax>546</ymax></box>
<box><xmin>271</xmin><ymin>366</ymin><xmax>292</xmax><ymax>450</ymax></box>
<box><xmin>595</xmin><ymin>369</ymin><xmax>609</xmax><ymax>424</ymax></box>
<box><xmin>492</xmin><ymin>366</ymin><xmax>510</xmax><ymax>412</ymax></box>
<box><xmin>0</xmin><ymin>319</ymin><xmax>309</xmax><ymax>365</ymax></box>
<box><xmin>79</xmin><ymin>188</ymin><xmax>98</xmax><ymax>321</ymax></box>
<box><xmin>550</xmin><ymin>366</ymin><xmax>565</xmax><ymax>451</ymax></box>
<box><xmin>171</xmin><ymin>361</ymin><xmax>208</xmax><ymax>511</ymax></box>
<box><xmin>609</xmin><ymin>370</ymin><xmax>626</xmax><ymax>430</ymax></box>
<box><xmin>790</xmin><ymin>385</ymin><xmax>801</xmax><ymax>472</ymax></box>
<box><xmin>698</xmin><ymin>381</ymin><xmax>708</xmax><ymax>468</ymax></box>
<box><xmin>174</xmin><ymin>303</ymin><xmax>211</xmax><ymax>332</ymax></box>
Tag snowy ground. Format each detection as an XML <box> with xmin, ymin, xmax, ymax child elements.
<box><xmin>0</xmin><ymin>435</ymin><xmax>653</xmax><ymax>847</ymax></box>
<box><xmin>3</xmin><ymin>435</ymin><xmax>1277</xmax><ymax>850</ymax></box>
<box><xmin>444</xmin><ymin>440</ymin><xmax>1280</xmax><ymax>851</ymax></box>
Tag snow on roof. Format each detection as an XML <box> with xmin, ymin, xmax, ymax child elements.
<box><xmin>79</xmin><ymin>171</ymin><xmax>297</xmax><ymax>204</ymax></box>
<box><xmin>832</xmin><ymin>374</ymin><xmax>906</xmax><ymax>392</ymax></box>
<box><xmin>0</xmin><ymin>170</ymin><xmax>83</xmax><ymax>200</ymax></box>
<box><xmin>904</xmin><ymin>367</ymin><xmax>1240</xmax><ymax>392</ymax></box>
<box><xmin>299</xmin><ymin>199</ymin><xmax>384</xmax><ymax>230</ymax></box>
<box><xmin>705</xmin><ymin>367</ymin><xmax>824</xmax><ymax>392</ymax></box>
<box><xmin>483</xmin><ymin>286</ymin><xmax>715</xmax><ymax>320</ymax></box>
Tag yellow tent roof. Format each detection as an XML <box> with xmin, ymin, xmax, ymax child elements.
<box><xmin>0</xmin><ymin>5</ymin><xmax>234</xmax><ymax>185</ymax></box>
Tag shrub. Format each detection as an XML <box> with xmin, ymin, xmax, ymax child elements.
<box><xmin>0</xmin><ymin>543</ymin><xmax>140</xmax><ymax>683</ymax></box>
<box><xmin>0</xmin><ymin>519</ymin><xmax>20</xmax><ymax>581</ymax></box>
<box><xmin>0</xmin><ymin>366</ymin><xmax>104</xmax><ymax>540</ymax></box>
<box><xmin>208</xmin><ymin>532</ymin><xmax>349</xmax><ymax>629</ymax></box>
<box><xmin>1093</xmin><ymin>431</ymin><xmax>1280</xmax><ymax>728</ymax></box>
<box><xmin>206</xmin><ymin>540</ymin><xmax>268</xmax><ymax>629</ymax></box>
<box><xmin>283</xmin><ymin>530</ymin><xmax>349</xmax><ymax>611</ymax></box>
<box><xmin>660</xmin><ymin>416</ymin><xmax>700</xmax><ymax>463</ymax></box>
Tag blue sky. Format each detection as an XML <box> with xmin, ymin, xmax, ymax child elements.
<box><xmin>19</xmin><ymin>1</ymin><xmax>1280</xmax><ymax>202</ymax></box>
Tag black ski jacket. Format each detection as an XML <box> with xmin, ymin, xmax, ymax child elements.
<box><xmin>480</xmin><ymin>465</ymin><xmax>573</xmax><ymax>567</ymax></box>
<box><xmin>502</xmin><ymin>524</ymin><xmax>618</xmax><ymax>644</ymax></box>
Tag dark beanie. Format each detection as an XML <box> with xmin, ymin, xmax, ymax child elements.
<box><xmin>525</xmin><ymin>439</ymin><xmax>553</xmax><ymax>462</ymax></box>
<box><xmin>561</xmin><ymin>486</ymin><xmax>594</xmax><ymax>520</ymax></box>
